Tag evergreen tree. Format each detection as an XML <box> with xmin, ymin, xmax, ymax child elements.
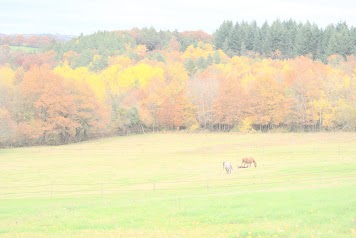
<box><xmin>269</xmin><ymin>19</ymin><xmax>285</xmax><ymax>56</ymax></box>
<box><xmin>213</xmin><ymin>20</ymin><xmax>356</xmax><ymax>60</ymax></box>
<box><xmin>240</xmin><ymin>41</ymin><xmax>247</xmax><ymax>56</ymax></box>
<box><xmin>185</xmin><ymin>59</ymin><xmax>197</xmax><ymax>76</ymax></box>
<box><xmin>252</xmin><ymin>28</ymin><xmax>262</xmax><ymax>54</ymax></box>
<box><xmin>136</xmin><ymin>27</ymin><xmax>160</xmax><ymax>51</ymax></box>
<box><xmin>295</xmin><ymin>22</ymin><xmax>313</xmax><ymax>56</ymax></box>
<box><xmin>74</xmin><ymin>50</ymin><xmax>92</xmax><ymax>67</ymax></box>
<box><xmin>321</xmin><ymin>25</ymin><xmax>336</xmax><ymax>61</ymax></box>
<box><xmin>262</xmin><ymin>31</ymin><xmax>273</xmax><ymax>57</ymax></box>
<box><xmin>326</xmin><ymin>30</ymin><xmax>339</xmax><ymax>57</ymax></box>
<box><xmin>282</xmin><ymin>19</ymin><xmax>298</xmax><ymax>58</ymax></box>
<box><xmin>351</xmin><ymin>27</ymin><xmax>356</xmax><ymax>54</ymax></box>
<box><xmin>213</xmin><ymin>51</ymin><xmax>221</xmax><ymax>64</ymax></box>
<box><xmin>247</xmin><ymin>21</ymin><xmax>259</xmax><ymax>51</ymax></box>
<box><xmin>214</xmin><ymin>21</ymin><xmax>233</xmax><ymax>50</ymax></box>
<box><xmin>261</xmin><ymin>21</ymin><xmax>272</xmax><ymax>56</ymax></box>
<box><xmin>222</xmin><ymin>38</ymin><xmax>230</xmax><ymax>55</ymax></box>
<box><xmin>195</xmin><ymin>57</ymin><xmax>207</xmax><ymax>69</ymax></box>
<box><xmin>310</xmin><ymin>23</ymin><xmax>322</xmax><ymax>59</ymax></box>
<box><xmin>239</xmin><ymin>21</ymin><xmax>249</xmax><ymax>51</ymax></box>
<box><xmin>228</xmin><ymin>23</ymin><xmax>241</xmax><ymax>54</ymax></box>
<box><xmin>246</xmin><ymin>21</ymin><xmax>257</xmax><ymax>51</ymax></box>
<box><xmin>336</xmin><ymin>22</ymin><xmax>353</xmax><ymax>57</ymax></box>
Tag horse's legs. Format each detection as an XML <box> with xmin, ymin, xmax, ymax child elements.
<box><xmin>227</xmin><ymin>167</ymin><xmax>232</xmax><ymax>174</ymax></box>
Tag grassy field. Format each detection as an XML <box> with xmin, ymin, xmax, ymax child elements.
<box><xmin>0</xmin><ymin>133</ymin><xmax>355</xmax><ymax>238</ymax></box>
<box><xmin>8</xmin><ymin>45</ymin><xmax>39</xmax><ymax>53</ymax></box>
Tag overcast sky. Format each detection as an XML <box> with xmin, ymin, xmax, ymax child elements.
<box><xmin>1</xmin><ymin>0</ymin><xmax>355</xmax><ymax>35</ymax></box>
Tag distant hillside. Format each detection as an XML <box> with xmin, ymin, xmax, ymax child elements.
<box><xmin>53</xmin><ymin>29</ymin><xmax>211</xmax><ymax>54</ymax></box>
<box><xmin>28</xmin><ymin>33</ymin><xmax>74</xmax><ymax>42</ymax></box>
<box><xmin>0</xmin><ymin>33</ymin><xmax>74</xmax><ymax>49</ymax></box>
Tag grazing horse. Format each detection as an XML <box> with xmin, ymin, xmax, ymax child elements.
<box><xmin>241</xmin><ymin>157</ymin><xmax>257</xmax><ymax>168</ymax></box>
<box><xmin>223</xmin><ymin>161</ymin><xmax>233</xmax><ymax>174</ymax></box>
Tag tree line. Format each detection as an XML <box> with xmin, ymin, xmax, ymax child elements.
<box><xmin>214</xmin><ymin>20</ymin><xmax>356</xmax><ymax>61</ymax></box>
<box><xmin>0</xmin><ymin>21</ymin><xmax>356</xmax><ymax>147</ymax></box>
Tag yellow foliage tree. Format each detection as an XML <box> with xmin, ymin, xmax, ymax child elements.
<box><xmin>54</xmin><ymin>64</ymin><xmax>106</xmax><ymax>101</ymax></box>
<box><xmin>0</xmin><ymin>66</ymin><xmax>15</xmax><ymax>87</ymax></box>
<box><xmin>182</xmin><ymin>42</ymin><xmax>214</xmax><ymax>60</ymax></box>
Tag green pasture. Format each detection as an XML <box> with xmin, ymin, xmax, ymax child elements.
<box><xmin>0</xmin><ymin>133</ymin><xmax>355</xmax><ymax>237</ymax></box>
<box><xmin>8</xmin><ymin>45</ymin><xmax>39</xmax><ymax>53</ymax></box>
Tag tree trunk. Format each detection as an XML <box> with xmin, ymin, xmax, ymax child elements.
<box><xmin>319</xmin><ymin>109</ymin><xmax>322</xmax><ymax>131</ymax></box>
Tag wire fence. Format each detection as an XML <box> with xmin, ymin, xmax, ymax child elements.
<box><xmin>1</xmin><ymin>143</ymin><xmax>356</xmax><ymax>200</ymax></box>
<box><xmin>1</xmin><ymin>173</ymin><xmax>355</xmax><ymax>200</ymax></box>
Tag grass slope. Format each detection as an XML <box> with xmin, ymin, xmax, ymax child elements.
<box><xmin>0</xmin><ymin>133</ymin><xmax>355</xmax><ymax>237</ymax></box>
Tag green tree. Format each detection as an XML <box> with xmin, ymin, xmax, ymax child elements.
<box><xmin>185</xmin><ymin>59</ymin><xmax>197</xmax><ymax>76</ymax></box>
<box><xmin>228</xmin><ymin>23</ymin><xmax>241</xmax><ymax>54</ymax></box>
<box><xmin>195</xmin><ymin>57</ymin><xmax>207</xmax><ymax>69</ymax></box>
<box><xmin>213</xmin><ymin>51</ymin><xmax>221</xmax><ymax>64</ymax></box>
<box><xmin>214</xmin><ymin>21</ymin><xmax>233</xmax><ymax>50</ymax></box>
<box><xmin>252</xmin><ymin>28</ymin><xmax>262</xmax><ymax>54</ymax></box>
<box><xmin>240</xmin><ymin>41</ymin><xmax>247</xmax><ymax>56</ymax></box>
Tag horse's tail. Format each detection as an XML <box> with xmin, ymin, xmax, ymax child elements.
<box><xmin>253</xmin><ymin>159</ymin><xmax>257</xmax><ymax>167</ymax></box>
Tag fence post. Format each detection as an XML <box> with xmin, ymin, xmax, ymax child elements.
<box><xmin>101</xmin><ymin>182</ymin><xmax>103</xmax><ymax>198</ymax></box>
<box><xmin>50</xmin><ymin>183</ymin><xmax>53</xmax><ymax>199</ymax></box>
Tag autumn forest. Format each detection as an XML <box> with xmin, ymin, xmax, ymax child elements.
<box><xmin>1</xmin><ymin>20</ymin><xmax>356</xmax><ymax>147</ymax></box>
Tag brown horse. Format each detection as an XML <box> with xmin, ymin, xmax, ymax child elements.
<box><xmin>241</xmin><ymin>157</ymin><xmax>257</xmax><ymax>168</ymax></box>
